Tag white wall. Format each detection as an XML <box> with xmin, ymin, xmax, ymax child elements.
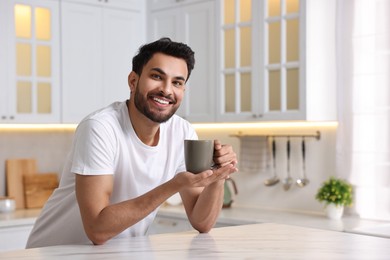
<box><xmin>196</xmin><ymin>126</ymin><xmax>338</xmax><ymax>214</ymax></box>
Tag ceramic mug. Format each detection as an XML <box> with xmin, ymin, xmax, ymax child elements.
<box><xmin>184</xmin><ymin>139</ymin><xmax>214</xmax><ymax>174</ymax></box>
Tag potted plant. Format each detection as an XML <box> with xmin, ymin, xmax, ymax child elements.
<box><xmin>315</xmin><ymin>176</ymin><xmax>353</xmax><ymax>219</ymax></box>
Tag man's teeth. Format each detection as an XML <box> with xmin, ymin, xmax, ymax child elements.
<box><xmin>153</xmin><ymin>97</ymin><xmax>169</xmax><ymax>105</ymax></box>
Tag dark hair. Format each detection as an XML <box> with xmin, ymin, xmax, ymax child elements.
<box><xmin>132</xmin><ymin>38</ymin><xmax>195</xmax><ymax>81</ymax></box>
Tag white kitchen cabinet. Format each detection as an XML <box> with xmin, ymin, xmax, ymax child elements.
<box><xmin>61</xmin><ymin>0</ymin><xmax>142</xmax><ymax>11</ymax></box>
<box><xmin>61</xmin><ymin>1</ymin><xmax>145</xmax><ymax>123</ymax></box>
<box><xmin>0</xmin><ymin>224</ymin><xmax>34</xmax><ymax>252</ymax></box>
<box><xmin>147</xmin><ymin>215</ymin><xmax>193</xmax><ymax>235</ymax></box>
<box><xmin>148</xmin><ymin>0</ymin><xmax>216</xmax><ymax>122</ymax></box>
<box><xmin>0</xmin><ymin>0</ymin><xmax>61</xmax><ymax>123</ymax></box>
<box><xmin>148</xmin><ymin>0</ymin><xmax>208</xmax><ymax>11</ymax></box>
<box><xmin>218</xmin><ymin>0</ymin><xmax>337</xmax><ymax>122</ymax></box>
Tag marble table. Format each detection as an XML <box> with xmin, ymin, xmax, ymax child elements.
<box><xmin>1</xmin><ymin>223</ymin><xmax>389</xmax><ymax>259</ymax></box>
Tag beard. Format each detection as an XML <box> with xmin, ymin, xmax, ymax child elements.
<box><xmin>133</xmin><ymin>82</ymin><xmax>179</xmax><ymax>123</ymax></box>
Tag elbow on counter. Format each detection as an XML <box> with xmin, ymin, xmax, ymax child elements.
<box><xmin>86</xmin><ymin>230</ymin><xmax>113</xmax><ymax>246</ymax></box>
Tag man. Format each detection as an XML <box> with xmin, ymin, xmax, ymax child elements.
<box><xmin>26</xmin><ymin>38</ymin><xmax>238</xmax><ymax>248</ymax></box>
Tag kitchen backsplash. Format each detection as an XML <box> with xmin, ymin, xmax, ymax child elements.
<box><xmin>0</xmin><ymin>125</ymin><xmax>337</xmax><ymax>215</ymax></box>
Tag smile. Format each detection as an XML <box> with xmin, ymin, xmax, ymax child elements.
<box><xmin>153</xmin><ymin>97</ymin><xmax>171</xmax><ymax>105</ymax></box>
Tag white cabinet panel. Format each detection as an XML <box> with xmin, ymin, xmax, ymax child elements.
<box><xmin>61</xmin><ymin>1</ymin><xmax>145</xmax><ymax>123</ymax></box>
<box><xmin>149</xmin><ymin>1</ymin><xmax>216</xmax><ymax>122</ymax></box>
<box><xmin>61</xmin><ymin>3</ymin><xmax>103</xmax><ymax>122</ymax></box>
<box><xmin>62</xmin><ymin>0</ymin><xmax>143</xmax><ymax>10</ymax></box>
<box><xmin>102</xmin><ymin>9</ymin><xmax>144</xmax><ymax>105</ymax></box>
<box><xmin>0</xmin><ymin>225</ymin><xmax>34</xmax><ymax>252</ymax></box>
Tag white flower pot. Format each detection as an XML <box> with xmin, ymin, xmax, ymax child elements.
<box><xmin>325</xmin><ymin>204</ymin><xmax>344</xmax><ymax>220</ymax></box>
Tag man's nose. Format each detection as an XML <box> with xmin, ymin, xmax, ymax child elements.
<box><xmin>160</xmin><ymin>80</ymin><xmax>173</xmax><ymax>95</ymax></box>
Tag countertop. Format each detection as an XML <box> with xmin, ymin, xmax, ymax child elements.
<box><xmin>1</xmin><ymin>223</ymin><xmax>389</xmax><ymax>259</ymax></box>
<box><xmin>0</xmin><ymin>209</ymin><xmax>41</xmax><ymax>228</ymax></box>
<box><xmin>2</xmin><ymin>204</ymin><xmax>390</xmax><ymax>238</ymax></box>
<box><xmin>158</xmin><ymin>204</ymin><xmax>390</xmax><ymax>238</ymax></box>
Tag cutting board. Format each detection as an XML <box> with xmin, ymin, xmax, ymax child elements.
<box><xmin>23</xmin><ymin>173</ymin><xmax>58</xmax><ymax>209</ymax></box>
<box><xmin>6</xmin><ymin>159</ymin><xmax>37</xmax><ymax>209</ymax></box>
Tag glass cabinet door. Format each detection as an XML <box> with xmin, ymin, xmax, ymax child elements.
<box><xmin>7</xmin><ymin>0</ymin><xmax>60</xmax><ymax>123</ymax></box>
<box><xmin>220</xmin><ymin>0</ymin><xmax>254</xmax><ymax>120</ymax></box>
<box><xmin>218</xmin><ymin>0</ymin><xmax>303</xmax><ymax>122</ymax></box>
<box><xmin>263</xmin><ymin>0</ymin><xmax>301</xmax><ymax>116</ymax></box>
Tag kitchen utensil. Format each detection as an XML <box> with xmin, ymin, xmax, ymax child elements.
<box><xmin>23</xmin><ymin>173</ymin><xmax>58</xmax><ymax>209</ymax></box>
<box><xmin>6</xmin><ymin>159</ymin><xmax>37</xmax><ymax>209</ymax></box>
<box><xmin>282</xmin><ymin>138</ymin><xmax>293</xmax><ymax>191</ymax></box>
<box><xmin>0</xmin><ymin>197</ymin><xmax>16</xmax><ymax>213</ymax></box>
<box><xmin>296</xmin><ymin>138</ymin><xmax>310</xmax><ymax>187</ymax></box>
<box><xmin>264</xmin><ymin>138</ymin><xmax>280</xmax><ymax>186</ymax></box>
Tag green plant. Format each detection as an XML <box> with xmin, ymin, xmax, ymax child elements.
<box><xmin>315</xmin><ymin>176</ymin><xmax>353</xmax><ymax>206</ymax></box>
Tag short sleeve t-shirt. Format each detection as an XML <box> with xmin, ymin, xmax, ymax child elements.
<box><xmin>26</xmin><ymin>101</ymin><xmax>197</xmax><ymax>248</ymax></box>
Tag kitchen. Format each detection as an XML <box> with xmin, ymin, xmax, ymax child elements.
<box><xmin>1</xmin><ymin>0</ymin><xmax>390</xmax><ymax>258</ymax></box>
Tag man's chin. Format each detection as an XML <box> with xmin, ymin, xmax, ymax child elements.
<box><xmin>146</xmin><ymin>111</ymin><xmax>176</xmax><ymax>123</ymax></box>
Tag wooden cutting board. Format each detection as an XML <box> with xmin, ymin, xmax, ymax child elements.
<box><xmin>23</xmin><ymin>173</ymin><xmax>58</xmax><ymax>209</ymax></box>
<box><xmin>6</xmin><ymin>159</ymin><xmax>37</xmax><ymax>209</ymax></box>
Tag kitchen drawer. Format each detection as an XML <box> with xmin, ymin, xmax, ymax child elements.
<box><xmin>0</xmin><ymin>224</ymin><xmax>33</xmax><ymax>252</ymax></box>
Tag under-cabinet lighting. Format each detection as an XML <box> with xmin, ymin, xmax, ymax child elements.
<box><xmin>192</xmin><ymin>121</ymin><xmax>338</xmax><ymax>130</ymax></box>
<box><xmin>0</xmin><ymin>121</ymin><xmax>338</xmax><ymax>131</ymax></box>
<box><xmin>0</xmin><ymin>124</ymin><xmax>78</xmax><ymax>131</ymax></box>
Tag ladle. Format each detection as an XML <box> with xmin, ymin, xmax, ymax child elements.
<box><xmin>264</xmin><ymin>138</ymin><xmax>279</xmax><ymax>186</ymax></box>
<box><xmin>282</xmin><ymin>138</ymin><xmax>293</xmax><ymax>191</ymax></box>
<box><xmin>296</xmin><ymin>137</ymin><xmax>310</xmax><ymax>187</ymax></box>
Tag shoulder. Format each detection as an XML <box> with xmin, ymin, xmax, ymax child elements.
<box><xmin>164</xmin><ymin>115</ymin><xmax>197</xmax><ymax>139</ymax></box>
<box><xmin>75</xmin><ymin>101</ymin><xmax>126</xmax><ymax>138</ymax></box>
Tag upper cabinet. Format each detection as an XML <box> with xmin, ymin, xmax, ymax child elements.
<box><xmin>148</xmin><ymin>0</ymin><xmax>216</xmax><ymax>122</ymax></box>
<box><xmin>61</xmin><ymin>1</ymin><xmax>145</xmax><ymax>123</ymax></box>
<box><xmin>61</xmin><ymin>0</ymin><xmax>142</xmax><ymax>10</ymax></box>
<box><xmin>148</xmin><ymin>0</ymin><xmax>207</xmax><ymax>11</ymax></box>
<box><xmin>217</xmin><ymin>0</ymin><xmax>337</xmax><ymax>122</ymax></box>
<box><xmin>0</xmin><ymin>0</ymin><xmax>61</xmax><ymax>123</ymax></box>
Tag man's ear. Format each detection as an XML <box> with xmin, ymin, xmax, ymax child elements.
<box><xmin>128</xmin><ymin>71</ymin><xmax>138</xmax><ymax>93</ymax></box>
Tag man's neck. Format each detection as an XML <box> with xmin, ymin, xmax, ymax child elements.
<box><xmin>127</xmin><ymin>100</ymin><xmax>160</xmax><ymax>146</ymax></box>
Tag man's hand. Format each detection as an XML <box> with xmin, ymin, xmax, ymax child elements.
<box><xmin>178</xmin><ymin>140</ymin><xmax>238</xmax><ymax>233</ymax></box>
<box><xmin>213</xmin><ymin>139</ymin><xmax>238</xmax><ymax>169</ymax></box>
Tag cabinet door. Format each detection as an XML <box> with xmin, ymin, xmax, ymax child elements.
<box><xmin>179</xmin><ymin>1</ymin><xmax>216</xmax><ymax>122</ymax></box>
<box><xmin>147</xmin><ymin>216</ymin><xmax>193</xmax><ymax>235</ymax></box>
<box><xmin>62</xmin><ymin>0</ymin><xmax>143</xmax><ymax>10</ymax></box>
<box><xmin>0</xmin><ymin>1</ymin><xmax>8</xmax><ymax>121</ymax></box>
<box><xmin>61</xmin><ymin>2</ymin><xmax>103</xmax><ymax>123</ymax></box>
<box><xmin>218</xmin><ymin>0</ymin><xmax>256</xmax><ymax>122</ymax></box>
<box><xmin>149</xmin><ymin>1</ymin><xmax>216</xmax><ymax>122</ymax></box>
<box><xmin>0</xmin><ymin>225</ymin><xmax>34</xmax><ymax>252</ymax></box>
<box><xmin>3</xmin><ymin>0</ymin><xmax>60</xmax><ymax>123</ymax></box>
<box><xmin>102</xmin><ymin>8</ymin><xmax>144</xmax><ymax>106</ymax></box>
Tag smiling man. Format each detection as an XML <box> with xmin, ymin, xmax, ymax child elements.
<box><xmin>26</xmin><ymin>38</ymin><xmax>238</xmax><ymax>248</ymax></box>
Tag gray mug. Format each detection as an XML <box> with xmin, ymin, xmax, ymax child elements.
<box><xmin>184</xmin><ymin>139</ymin><xmax>214</xmax><ymax>174</ymax></box>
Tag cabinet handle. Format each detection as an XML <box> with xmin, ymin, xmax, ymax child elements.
<box><xmin>9</xmin><ymin>116</ymin><xmax>15</xmax><ymax>120</ymax></box>
<box><xmin>1</xmin><ymin>115</ymin><xmax>6</xmax><ymax>120</ymax></box>
<box><xmin>252</xmin><ymin>114</ymin><xmax>263</xmax><ymax>118</ymax></box>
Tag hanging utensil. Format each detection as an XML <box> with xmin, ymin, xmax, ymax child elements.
<box><xmin>296</xmin><ymin>137</ymin><xmax>310</xmax><ymax>187</ymax></box>
<box><xmin>282</xmin><ymin>138</ymin><xmax>293</xmax><ymax>191</ymax></box>
<box><xmin>264</xmin><ymin>137</ymin><xmax>280</xmax><ymax>186</ymax></box>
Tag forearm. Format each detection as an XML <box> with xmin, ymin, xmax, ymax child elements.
<box><xmin>79</xmin><ymin>178</ymin><xmax>179</xmax><ymax>245</ymax></box>
<box><xmin>188</xmin><ymin>179</ymin><xmax>225</xmax><ymax>233</ymax></box>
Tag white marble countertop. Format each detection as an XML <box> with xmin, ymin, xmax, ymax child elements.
<box><xmin>158</xmin><ymin>203</ymin><xmax>390</xmax><ymax>238</ymax></box>
<box><xmin>2</xmin><ymin>204</ymin><xmax>390</xmax><ymax>238</ymax></box>
<box><xmin>1</xmin><ymin>223</ymin><xmax>389</xmax><ymax>259</ymax></box>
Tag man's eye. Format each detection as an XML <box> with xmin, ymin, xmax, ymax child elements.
<box><xmin>173</xmin><ymin>81</ymin><xmax>184</xmax><ymax>87</ymax></box>
<box><xmin>151</xmin><ymin>74</ymin><xmax>162</xmax><ymax>80</ymax></box>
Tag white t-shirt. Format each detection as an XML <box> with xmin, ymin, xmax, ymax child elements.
<box><xmin>26</xmin><ymin>101</ymin><xmax>197</xmax><ymax>248</ymax></box>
